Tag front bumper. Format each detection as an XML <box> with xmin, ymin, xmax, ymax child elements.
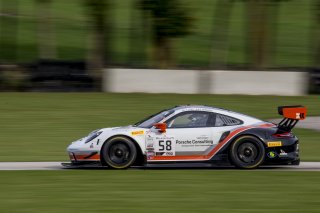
<box><xmin>67</xmin><ymin>137</ymin><xmax>101</xmax><ymax>164</ymax></box>
<box><xmin>62</xmin><ymin>161</ymin><xmax>102</xmax><ymax>168</ymax></box>
<box><xmin>68</xmin><ymin>151</ymin><xmax>100</xmax><ymax>163</ymax></box>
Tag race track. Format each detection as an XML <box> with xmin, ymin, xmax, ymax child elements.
<box><xmin>0</xmin><ymin>162</ymin><xmax>320</xmax><ymax>171</ymax></box>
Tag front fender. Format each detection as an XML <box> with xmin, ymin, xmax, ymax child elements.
<box><xmin>97</xmin><ymin>127</ymin><xmax>147</xmax><ymax>155</ymax></box>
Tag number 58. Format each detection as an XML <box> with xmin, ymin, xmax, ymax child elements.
<box><xmin>159</xmin><ymin>140</ymin><xmax>172</xmax><ymax>151</ymax></box>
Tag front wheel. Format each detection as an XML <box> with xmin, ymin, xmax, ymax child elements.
<box><xmin>229</xmin><ymin>136</ymin><xmax>265</xmax><ymax>169</ymax></box>
<box><xmin>101</xmin><ymin>136</ymin><xmax>137</xmax><ymax>169</ymax></box>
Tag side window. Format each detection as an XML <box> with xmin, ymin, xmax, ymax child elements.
<box><xmin>214</xmin><ymin>113</ymin><xmax>243</xmax><ymax>127</ymax></box>
<box><xmin>166</xmin><ymin>111</ymin><xmax>210</xmax><ymax>128</ymax></box>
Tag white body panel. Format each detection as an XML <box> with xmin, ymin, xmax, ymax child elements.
<box><xmin>67</xmin><ymin>105</ymin><xmax>267</xmax><ymax>162</ymax></box>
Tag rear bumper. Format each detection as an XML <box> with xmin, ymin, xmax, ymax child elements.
<box><xmin>264</xmin><ymin>142</ymin><xmax>300</xmax><ymax>165</ymax></box>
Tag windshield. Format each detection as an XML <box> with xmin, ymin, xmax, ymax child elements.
<box><xmin>134</xmin><ymin>109</ymin><xmax>175</xmax><ymax>128</ymax></box>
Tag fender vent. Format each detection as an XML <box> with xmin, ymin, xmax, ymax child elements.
<box><xmin>219</xmin><ymin>131</ymin><xmax>230</xmax><ymax>143</ymax></box>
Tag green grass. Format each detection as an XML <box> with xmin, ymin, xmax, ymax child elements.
<box><xmin>0</xmin><ymin>170</ymin><xmax>320</xmax><ymax>212</ymax></box>
<box><xmin>296</xmin><ymin>129</ymin><xmax>320</xmax><ymax>161</ymax></box>
<box><xmin>0</xmin><ymin>0</ymin><xmax>315</xmax><ymax>67</ymax></box>
<box><xmin>0</xmin><ymin>93</ymin><xmax>319</xmax><ymax>212</ymax></box>
<box><xmin>0</xmin><ymin>93</ymin><xmax>319</xmax><ymax>161</ymax></box>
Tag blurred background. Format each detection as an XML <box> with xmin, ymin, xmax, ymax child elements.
<box><xmin>0</xmin><ymin>0</ymin><xmax>320</xmax><ymax>92</ymax></box>
<box><xmin>0</xmin><ymin>2</ymin><xmax>320</xmax><ymax>212</ymax></box>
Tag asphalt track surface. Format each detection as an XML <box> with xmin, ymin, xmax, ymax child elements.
<box><xmin>0</xmin><ymin>162</ymin><xmax>320</xmax><ymax>171</ymax></box>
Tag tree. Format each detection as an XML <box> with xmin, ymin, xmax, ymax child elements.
<box><xmin>244</xmin><ymin>0</ymin><xmax>287</xmax><ymax>69</ymax></box>
<box><xmin>210</xmin><ymin>0</ymin><xmax>235</xmax><ymax>69</ymax></box>
<box><xmin>140</xmin><ymin>0</ymin><xmax>193</xmax><ymax>68</ymax></box>
<box><xmin>127</xmin><ymin>0</ymin><xmax>152</xmax><ymax>68</ymax></box>
<box><xmin>209</xmin><ymin>0</ymin><xmax>285</xmax><ymax>69</ymax></box>
<box><xmin>0</xmin><ymin>0</ymin><xmax>19</xmax><ymax>62</ymax></box>
<box><xmin>36</xmin><ymin>0</ymin><xmax>57</xmax><ymax>59</ymax></box>
<box><xmin>245</xmin><ymin>0</ymin><xmax>270</xmax><ymax>69</ymax></box>
<box><xmin>84</xmin><ymin>0</ymin><xmax>111</xmax><ymax>90</ymax></box>
<box><xmin>314</xmin><ymin>0</ymin><xmax>320</xmax><ymax>68</ymax></box>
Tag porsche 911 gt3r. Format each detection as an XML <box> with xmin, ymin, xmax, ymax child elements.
<box><xmin>66</xmin><ymin>105</ymin><xmax>307</xmax><ymax>169</ymax></box>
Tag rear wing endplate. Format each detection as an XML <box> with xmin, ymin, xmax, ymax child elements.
<box><xmin>277</xmin><ymin>105</ymin><xmax>307</xmax><ymax>131</ymax></box>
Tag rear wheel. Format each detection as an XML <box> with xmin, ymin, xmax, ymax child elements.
<box><xmin>101</xmin><ymin>136</ymin><xmax>137</xmax><ymax>169</ymax></box>
<box><xmin>229</xmin><ymin>136</ymin><xmax>265</xmax><ymax>169</ymax></box>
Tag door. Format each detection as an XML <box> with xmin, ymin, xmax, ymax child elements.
<box><xmin>146</xmin><ymin>111</ymin><xmax>224</xmax><ymax>161</ymax></box>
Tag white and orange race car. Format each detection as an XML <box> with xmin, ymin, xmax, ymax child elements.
<box><xmin>66</xmin><ymin>105</ymin><xmax>306</xmax><ymax>169</ymax></box>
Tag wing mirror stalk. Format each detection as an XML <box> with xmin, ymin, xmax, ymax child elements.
<box><xmin>154</xmin><ymin>123</ymin><xmax>167</xmax><ymax>133</ymax></box>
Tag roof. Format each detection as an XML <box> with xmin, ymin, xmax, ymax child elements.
<box><xmin>173</xmin><ymin>105</ymin><xmax>232</xmax><ymax>113</ymax></box>
<box><xmin>171</xmin><ymin>105</ymin><xmax>261</xmax><ymax>122</ymax></box>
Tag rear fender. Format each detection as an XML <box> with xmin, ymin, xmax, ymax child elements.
<box><xmin>217</xmin><ymin>127</ymin><xmax>275</xmax><ymax>155</ymax></box>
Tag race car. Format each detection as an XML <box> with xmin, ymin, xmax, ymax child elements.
<box><xmin>66</xmin><ymin>105</ymin><xmax>307</xmax><ymax>169</ymax></box>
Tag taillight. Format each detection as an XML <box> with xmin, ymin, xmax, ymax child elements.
<box><xmin>272</xmin><ymin>132</ymin><xmax>293</xmax><ymax>138</ymax></box>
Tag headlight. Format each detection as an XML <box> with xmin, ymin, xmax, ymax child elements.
<box><xmin>85</xmin><ymin>130</ymin><xmax>102</xmax><ymax>143</ymax></box>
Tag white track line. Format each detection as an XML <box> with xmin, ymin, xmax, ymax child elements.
<box><xmin>0</xmin><ymin>162</ymin><xmax>320</xmax><ymax>171</ymax></box>
<box><xmin>0</xmin><ymin>162</ymin><xmax>62</xmax><ymax>170</ymax></box>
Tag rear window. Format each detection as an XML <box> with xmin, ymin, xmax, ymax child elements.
<box><xmin>214</xmin><ymin>114</ymin><xmax>243</xmax><ymax>126</ymax></box>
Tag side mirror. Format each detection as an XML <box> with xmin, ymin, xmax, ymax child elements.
<box><xmin>154</xmin><ymin>123</ymin><xmax>167</xmax><ymax>133</ymax></box>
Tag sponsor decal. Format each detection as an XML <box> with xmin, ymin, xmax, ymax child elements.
<box><xmin>296</xmin><ymin>113</ymin><xmax>301</xmax><ymax>119</ymax></box>
<box><xmin>196</xmin><ymin>135</ymin><xmax>210</xmax><ymax>140</ymax></box>
<box><xmin>146</xmin><ymin>141</ymin><xmax>154</xmax><ymax>148</ymax></box>
<box><xmin>156</xmin><ymin>152</ymin><xmax>174</xmax><ymax>156</ymax></box>
<box><xmin>146</xmin><ymin>135</ymin><xmax>154</xmax><ymax>148</ymax></box>
<box><xmin>267</xmin><ymin>151</ymin><xmax>277</xmax><ymax>159</ymax></box>
<box><xmin>147</xmin><ymin>151</ymin><xmax>155</xmax><ymax>160</ymax></box>
<box><xmin>176</xmin><ymin>139</ymin><xmax>213</xmax><ymax>146</ymax></box>
<box><xmin>267</xmin><ymin>141</ymin><xmax>282</xmax><ymax>147</ymax></box>
<box><xmin>131</xmin><ymin>130</ymin><xmax>144</xmax><ymax>136</ymax></box>
<box><xmin>279</xmin><ymin>149</ymin><xmax>288</xmax><ymax>157</ymax></box>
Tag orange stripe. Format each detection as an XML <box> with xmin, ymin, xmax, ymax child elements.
<box><xmin>258</xmin><ymin>123</ymin><xmax>275</xmax><ymax>128</ymax></box>
<box><xmin>74</xmin><ymin>154</ymin><xmax>100</xmax><ymax>160</ymax></box>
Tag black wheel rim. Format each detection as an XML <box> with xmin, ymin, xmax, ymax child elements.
<box><xmin>237</xmin><ymin>142</ymin><xmax>259</xmax><ymax>164</ymax></box>
<box><xmin>108</xmin><ymin>142</ymin><xmax>131</xmax><ymax>165</ymax></box>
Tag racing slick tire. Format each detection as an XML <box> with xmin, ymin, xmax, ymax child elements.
<box><xmin>229</xmin><ymin>136</ymin><xmax>265</xmax><ymax>169</ymax></box>
<box><xmin>101</xmin><ymin>136</ymin><xmax>137</xmax><ymax>169</ymax></box>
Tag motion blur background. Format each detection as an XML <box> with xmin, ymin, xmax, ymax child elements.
<box><xmin>0</xmin><ymin>0</ymin><xmax>320</xmax><ymax>92</ymax></box>
<box><xmin>1</xmin><ymin>1</ymin><xmax>320</xmax><ymax>212</ymax></box>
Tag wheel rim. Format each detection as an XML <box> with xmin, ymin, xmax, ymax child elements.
<box><xmin>108</xmin><ymin>142</ymin><xmax>131</xmax><ymax>165</ymax></box>
<box><xmin>237</xmin><ymin>142</ymin><xmax>259</xmax><ymax>164</ymax></box>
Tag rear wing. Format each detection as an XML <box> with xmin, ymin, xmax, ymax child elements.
<box><xmin>277</xmin><ymin>105</ymin><xmax>307</xmax><ymax>131</ymax></box>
